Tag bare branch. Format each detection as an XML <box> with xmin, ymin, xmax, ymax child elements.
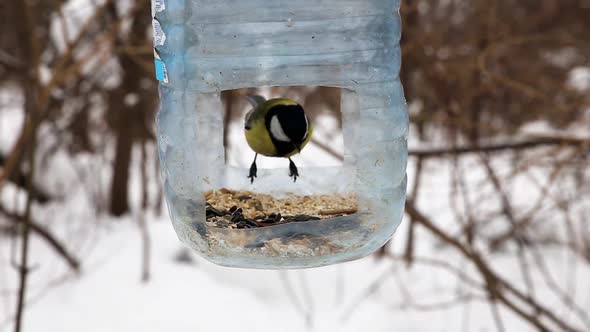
<box><xmin>409</xmin><ymin>137</ymin><xmax>589</xmax><ymax>159</ymax></box>
<box><xmin>405</xmin><ymin>199</ymin><xmax>585</xmax><ymax>332</ymax></box>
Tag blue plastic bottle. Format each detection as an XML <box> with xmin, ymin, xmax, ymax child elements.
<box><xmin>153</xmin><ymin>0</ymin><xmax>407</xmax><ymax>269</ymax></box>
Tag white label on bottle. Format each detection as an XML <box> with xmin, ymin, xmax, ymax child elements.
<box><xmin>153</xmin><ymin>50</ymin><xmax>169</xmax><ymax>83</ymax></box>
<box><xmin>151</xmin><ymin>0</ymin><xmax>166</xmax><ymax>17</ymax></box>
<box><xmin>152</xmin><ymin>18</ymin><xmax>166</xmax><ymax>47</ymax></box>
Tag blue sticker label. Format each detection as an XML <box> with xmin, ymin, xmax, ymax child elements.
<box><xmin>155</xmin><ymin>59</ymin><xmax>168</xmax><ymax>83</ymax></box>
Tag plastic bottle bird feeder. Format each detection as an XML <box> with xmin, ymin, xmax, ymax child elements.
<box><xmin>153</xmin><ymin>0</ymin><xmax>408</xmax><ymax>269</ymax></box>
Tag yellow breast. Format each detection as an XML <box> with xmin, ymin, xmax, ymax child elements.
<box><xmin>244</xmin><ymin>126</ymin><xmax>278</xmax><ymax>157</ymax></box>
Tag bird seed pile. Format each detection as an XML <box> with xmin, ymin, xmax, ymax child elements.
<box><xmin>205</xmin><ymin>189</ymin><xmax>358</xmax><ymax>229</ymax></box>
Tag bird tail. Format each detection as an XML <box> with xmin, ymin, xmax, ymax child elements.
<box><xmin>245</xmin><ymin>95</ymin><xmax>266</xmax><ymax>108</ymax></box>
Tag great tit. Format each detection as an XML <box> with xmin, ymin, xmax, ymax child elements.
<box><xmin>244</xmin><ymin>95</ymin><xmax>313</xmax><ymax>183</ymax></box>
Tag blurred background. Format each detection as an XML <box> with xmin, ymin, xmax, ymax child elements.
<box><xmin>1</xmin><ymin>1</ymin><xmax>589</xmax><ymax>331</ymax></box>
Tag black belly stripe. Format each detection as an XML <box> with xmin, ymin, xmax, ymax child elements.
<box><xmin>273</xmin><ymin>140</ymin><xmax>298</xmax><ymax>157</ymax></box>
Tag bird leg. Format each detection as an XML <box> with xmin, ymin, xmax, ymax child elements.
<box><xmin>248</xmin><ymin>153</ymin><xmax>258</xmax><ymax>183</ymax></box>
<box><xmin>288</xmin><ymin>158</ymin><xmax>299</xmax><ymax>182</ymax></box>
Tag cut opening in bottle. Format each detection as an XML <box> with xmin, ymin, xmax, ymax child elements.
<box><xmin>204</xmin><ymin>86</ymin><xmax>360</xmax><ymax>235</ymax></box>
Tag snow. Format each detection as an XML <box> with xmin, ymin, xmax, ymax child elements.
<box><xmin>0</xmin><ymin>88</ymin><xmax>25</xmax><ymax>154</ymax></box>
<box><xmin>0</xmin><ymin>213</ymin><xmax>465</xmax><ymax>331</ymax></box>
<box><xmin>2</xmin><ymin>147</ymin><xmax>588</xmax><ymax>332</ymax></box>
<box><xmin>1</xmin><ymin>206</ymin><xmax>400</xmax><ymax>332</ymax></box>
<box><xmin>568</xmin><ymin>66</ymin><xmax>590</xmax><ymax>91</ymax></box>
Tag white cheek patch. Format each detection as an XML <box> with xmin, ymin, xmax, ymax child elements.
<box><xmin>270</xmin><ymin>115</ymin><xmax>291</xmax><ymax>142</ymax></box>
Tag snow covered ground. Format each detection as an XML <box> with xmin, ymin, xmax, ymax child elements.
<box><xmin>0</xmin><ymin>198</ymin><xmax>531</xmax><ymax>332</ymax></box>
<box><xmin>2</xmin><ymin>146</ymin><xmax>588</xmax><ymax>332</ymax></box>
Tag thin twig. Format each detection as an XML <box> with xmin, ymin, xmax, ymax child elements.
<box><xmin>0</xmin><ymin>204</ymin><xmax>80</xmax><ymax>272</ymax></box>
<box><xmin>13</xmin><ymin>0</ymin><xmax>40</xmax><ymax>330</ymax></box>
<box><xmin>310</xmin><ymin>137</ymin><xmax>344</xmax><ymax>161</ymax></box>
<box><xmin>405</xmin><ymin>199</ymin><xmax>583</xmax><ymax>332</ymax></box>
<box><xmin>409</xmin><ymin>137</ymin><xmax>588</xmax><ymax>159</ymax></box>
<box><xmin>278</xmin><ymin>271</ymin><xmax>307</xmax><ymax>321</ymax></box>
<box><xmin>403</xmin><ymin>156</ymin><xmax>423</xmax><ymax>265</ymax></box>
<box><xmin>13</xmin><ymin>100</ymin><xmax>36</xmax><ymax>332</ymax></box>
<box><xmin>297</xmin><ymin>272</ymin><xmax>315</xmax><ymax>329</ymax></box>
<box><xmin>489</xmin><ymin>299</ymin><xmax>507</xmax><ymax>332</ymax></box>
<box><xmin>138</xmin><ymin>141</ymin><xmax>151</xmax><ymax>282</ymax></box>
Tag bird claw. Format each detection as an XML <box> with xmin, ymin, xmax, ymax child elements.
<box><xmin>248</xmin><ymin>160</ymin><xmax>257</xmax><ymax>184</ymax></box>
<box><xmin>289</xmin><ymin>159</ymin><xmax>299</xmax><ymax>182</ymax></box>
